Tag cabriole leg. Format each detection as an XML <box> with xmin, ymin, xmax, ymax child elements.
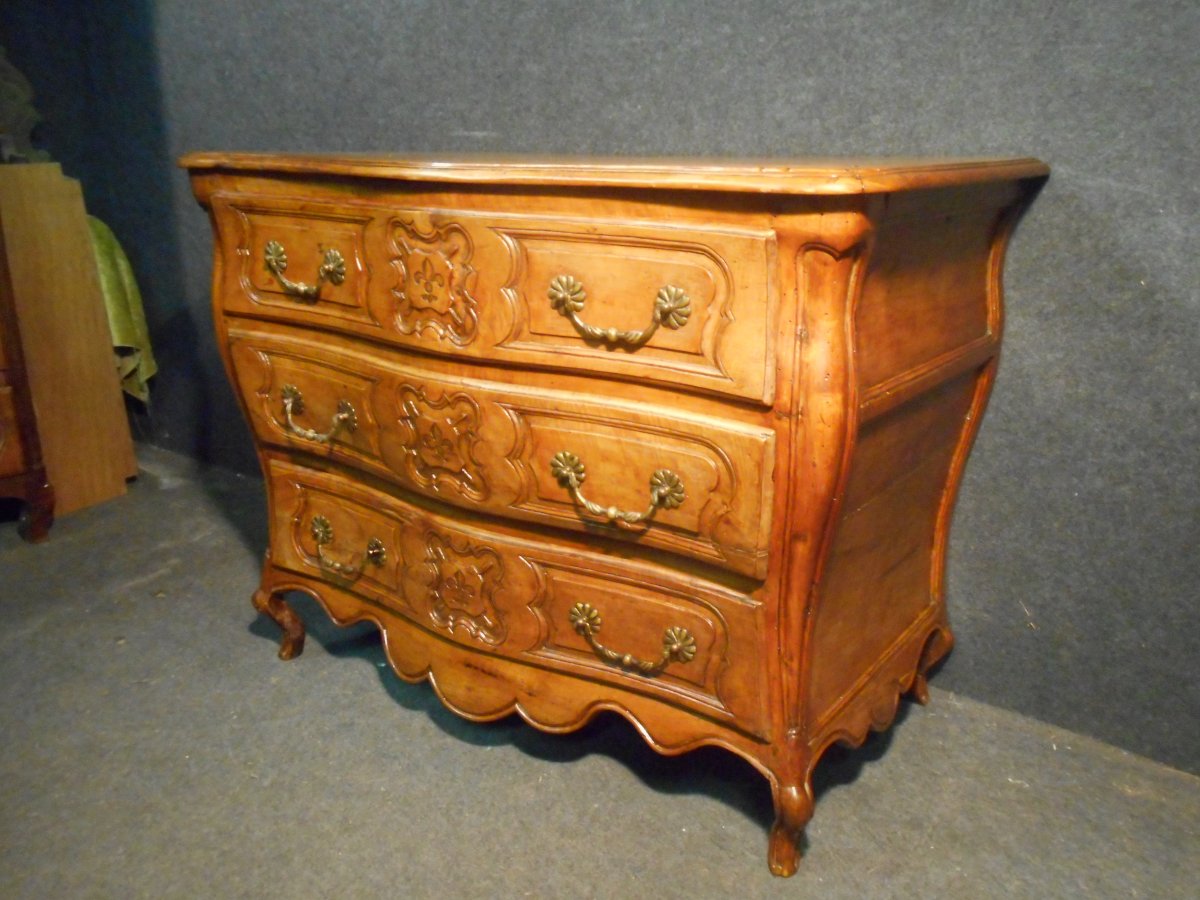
<box><xmin>252</xmin><ymin>586</ymin><xmax>305</xmax><ymax>660</ymax></box>
<box><xmin>768</xmin><ymin>778</ymin><xmax>815</xmax><ymax>877</ymax></box>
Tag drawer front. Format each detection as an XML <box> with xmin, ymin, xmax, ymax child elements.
<box><xmin>227</xmin><ymin>200</ymin><xmax>374</xmax><ymax>329</ymax></box>
<box><xmin>229</xmin><ymin>324</ymin><xmax>775</xmax><ymax>579</ymax></box>
<box><xmin>215</xmin><ymin>195</ymin><xmax>776</xmax><ymax>404</ymax></box>
<box><xmin>0</xmin><ymin>385</ymin><xmax>27</xmax><ymax>477</ymax></box>
<box><xmin>267</xmin><ymin>456</ymin><xmax>768</xmax><ymax>736</ymax></box>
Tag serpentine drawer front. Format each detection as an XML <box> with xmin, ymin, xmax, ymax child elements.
<box><xmin>214</xmin><ymin>194</ymin><xmax>777</xmax><ymax>404</ymax></box>
<box><xmin>228</xmin><ymin>321</ymin><xmax>775</xmax><ymax>578</ymax></box>
<box><xmin>266</xmin><ymin>455</ymin><xmax>768</xmax><ymax>735</ymax></box>
<box><xmin>184</xmin><ymin>152</ymin><xmax>1048</xmax><ymax>877</ymax></box>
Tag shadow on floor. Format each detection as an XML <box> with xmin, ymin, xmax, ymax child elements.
<box><xmin>251</xmin><ymin>589</ymin><xmax>910</xmax><ymax>836</ymax></box>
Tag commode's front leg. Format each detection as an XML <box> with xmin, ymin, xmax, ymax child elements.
<box><xmin>252</xmin><ymin>585</ymin><xmax>306</xmax><ymax>660</ymax></box>
<box><xmin>768</xmin><ymin>778</ymin><xmax>815</xmax><ymax>877</ymax></box>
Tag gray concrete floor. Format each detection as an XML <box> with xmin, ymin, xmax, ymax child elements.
<box><xmin>1</xmin><ymin>445</ymin><xmax>1197</xmax><ymax>898</ymax></box>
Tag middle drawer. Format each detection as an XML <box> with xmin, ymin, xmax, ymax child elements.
<box><xmin>228</xmin><ymin>322</ymin><xmax>776</xmax><ymax>579</ymax></box>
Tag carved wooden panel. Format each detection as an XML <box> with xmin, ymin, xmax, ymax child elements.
<box><xmin>284</xmin><ymin>481</ymin><xmax>404</xmax><ymax>595</ymax></box>
<box><xmin>389</xmin><ymin>217</ymin><xmax>479</xmax><ymax>345</ymax></box>
<box><xmin>422</xmin><ymin>530</ymin><xmax>506</xmax><ymax>645</ymax></box>
<box><xmin>229</xmin><ymin>340</ymin><xmax>385</xmax><ymax>468</ymax></box>
<box><xmin>498</xmin><ymin>402</ymin><xmax>770</xmax><ymax>576</ymax></box>
<box><xmin>229</xmin><ymin>322</ymin><xmax>775</xmax><ymax>578</ymax></box>
<box><xmin>526</xmin><ymin>562</ymin><xmax>733</xmax><ymax>717</ymax></box>
<box><xmin>224</xmin><ymin>198</ymin><xmax>374</xmax><ymax>327</ymax></box>
<box><xmin>492</xmin><ymin>220</ymin><xmax>775</xmax><ymax>404</ymax></box>
<box><xmin>393</xmin><ymin>383</ymin><xmax>488</xmax><ymax>501</ymax></box>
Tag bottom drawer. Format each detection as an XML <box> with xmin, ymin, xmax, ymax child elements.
<box><xmin>266</xmin><ymin>455</ymin><xmax>769</xmax><ymax>737</ymax></box>
<box><xmin>0</xmin><ymin>385</ymin><xmax>27</xmax><ymax>477</ymax></box>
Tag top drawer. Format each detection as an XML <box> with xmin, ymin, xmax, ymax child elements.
<box><xmin>212</xmin><ymin>195</ymin><xmax>777</xmax><ymax>405</ymax></box>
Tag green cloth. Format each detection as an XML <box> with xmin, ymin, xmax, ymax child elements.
<box><xmin>87</xmin><ymin>216</ymin><xmax>157</xmax><ymax>403</ymax></box>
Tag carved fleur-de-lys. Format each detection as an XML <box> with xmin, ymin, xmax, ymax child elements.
<box><xmin>390</xmin><ymin>218</ymin><xmax>479</xmax><ymax>345</ymax></box>
<box><xmin>419</xmin><ymin>422</ymin><xmax>456</xmax><ymax>463</ymax></box>
<box><xmin>413</xmin><ymin>256</ymin><xmax>445</xmax><ymax>307</ymax></box>
<box><xmin>425</xmin><ymin>531</ymin><xmax>506</xmax><ymax>645</ymax></box>
<box><xmin>395</xmin><ymin>384</ymin><xmax>489</xmax><ymax>501</ymax></box>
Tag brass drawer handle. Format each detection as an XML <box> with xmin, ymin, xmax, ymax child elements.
<box><xmin>550</xmin><ymin>450</ymin><xmax>684</xmax><ymax>527</ymax></box>
<box><xmin>280</xmin><ymin>384</ymin><xmax>357</xmax><ymax>445</ymax></box>
<box><xmin>568</xmin><ymin>602</ymin><xmax>696</xmax><ymax>676</ymax></box>
<box><xmin>548</xmin><ymin>274</ymin><xmax>692</xmax><ymax>348</ymax></box>
<box><xmin>264</xmin><ymin>240</ymin><xmax>346</xmax><ymax>301</ymax></box>
<box><xmin>310</xmin><ymin>515</ymin><xmax>386</xmax><ymax>579</ymax></box>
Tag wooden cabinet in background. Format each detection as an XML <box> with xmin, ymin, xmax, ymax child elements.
<box><xmin>184</xmin><ymin>152</ymin><xmax>1048</xmax><ymax>875</ymax></box>
<box><xmin>0</xmin><ymin>163</ymin><xmax>137</xmax><ymax>538</ymax></box>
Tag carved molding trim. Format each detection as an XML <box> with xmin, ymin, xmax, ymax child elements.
<box><xmin>390</xmin><ymin>218</ymin><xmax>479</xmax><ymax>345</ymax></box>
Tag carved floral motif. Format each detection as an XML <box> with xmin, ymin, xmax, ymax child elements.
<box><xmin>395</xmin><ymin>384</ymin><xmax>488</xmax><ymax>500</ymax></box>
<box><xmin>390</xmin><ymin>218</ymin><xmax>478</xmax><ymax>345</ymax></box>
<box><xmin>424</xmin><ymin>531</ymin><xmax>506</xmax><ymax>645</ymax></box>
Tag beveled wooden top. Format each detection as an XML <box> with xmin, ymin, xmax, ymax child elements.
<box><xmin>179</xmin><ymin>152</ymin><xmax>1049</xmax><ymax>195</ymax></box>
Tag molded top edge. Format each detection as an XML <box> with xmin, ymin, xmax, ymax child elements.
<box><xmin>178</xmin><ymin>152</ymin><xmax>1049</xmax><ymax>195</ymax></box>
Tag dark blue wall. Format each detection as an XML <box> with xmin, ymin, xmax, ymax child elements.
<box><xmin>3</xmin><ymin>0</ymin><xmax>1197</xmax><ymax>773</ymax></box>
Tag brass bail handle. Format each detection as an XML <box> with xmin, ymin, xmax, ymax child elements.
<box><xmin>264</xmin><ymin>240</ymin><xmax>346</xmax><ymax>301</ymax></box>
<box><xmin>549</xmin><ymin>450</ymin><xmax>685</xmax><ymax>527</ymax></box>
<box><xmin>310</xmin><ymin>515</ymin><xmax>386</xmax><ymax>580</ymax></box>
<box><xmin>280</xmin><ymin>384</ymin><xmax>357</xmax><ymax>445</ymax></box>
<box><xmin>547</xmin><ymin>275</ymin><xmax>692</xmax><ymax>348</ymax></box>
<box><xmin>568</xmin><ymin>601</ymin><xmax>696</xmax><ymax>676</ymax></box>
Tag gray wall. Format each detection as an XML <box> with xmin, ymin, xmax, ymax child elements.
<box><xmin>3</xmin><ymin>0</ymin><xmax>1196</xmax><ymax>773</ymax></box>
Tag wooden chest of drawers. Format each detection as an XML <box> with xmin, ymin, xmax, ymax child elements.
<box><xmin>183</xmin><ymin>153</ymin><xmax>1047</xmax><ymax>875</ymax></box>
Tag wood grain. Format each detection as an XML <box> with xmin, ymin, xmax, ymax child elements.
<box><xmin>213</xmin><ymin>193</ymin><xmax>777</xmax><ymax>404</ymax></box>
<box><xmin>181</xmin><ymin>151</ymin><xmax>1049</xmax><ymax>196</ymax></box>
<box><xmin>0</xmin><ymin>164</ymin><xmax>135</xmax><ymax>518</ymax></box>
<box><xmin>226</xmin><ymin>321</ymin><xmax>776</xmax><ymax>577</ymax></box>
<box><xmin>184</xmin><ymin>152</ymin><xmax>1048</xmax><ymax>876</ymax></box>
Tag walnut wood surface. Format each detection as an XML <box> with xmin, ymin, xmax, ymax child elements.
<box><xmin>184</xmin><ymin>152</ymin><xmax>1047</xmax><ymax>876</ymax></box>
